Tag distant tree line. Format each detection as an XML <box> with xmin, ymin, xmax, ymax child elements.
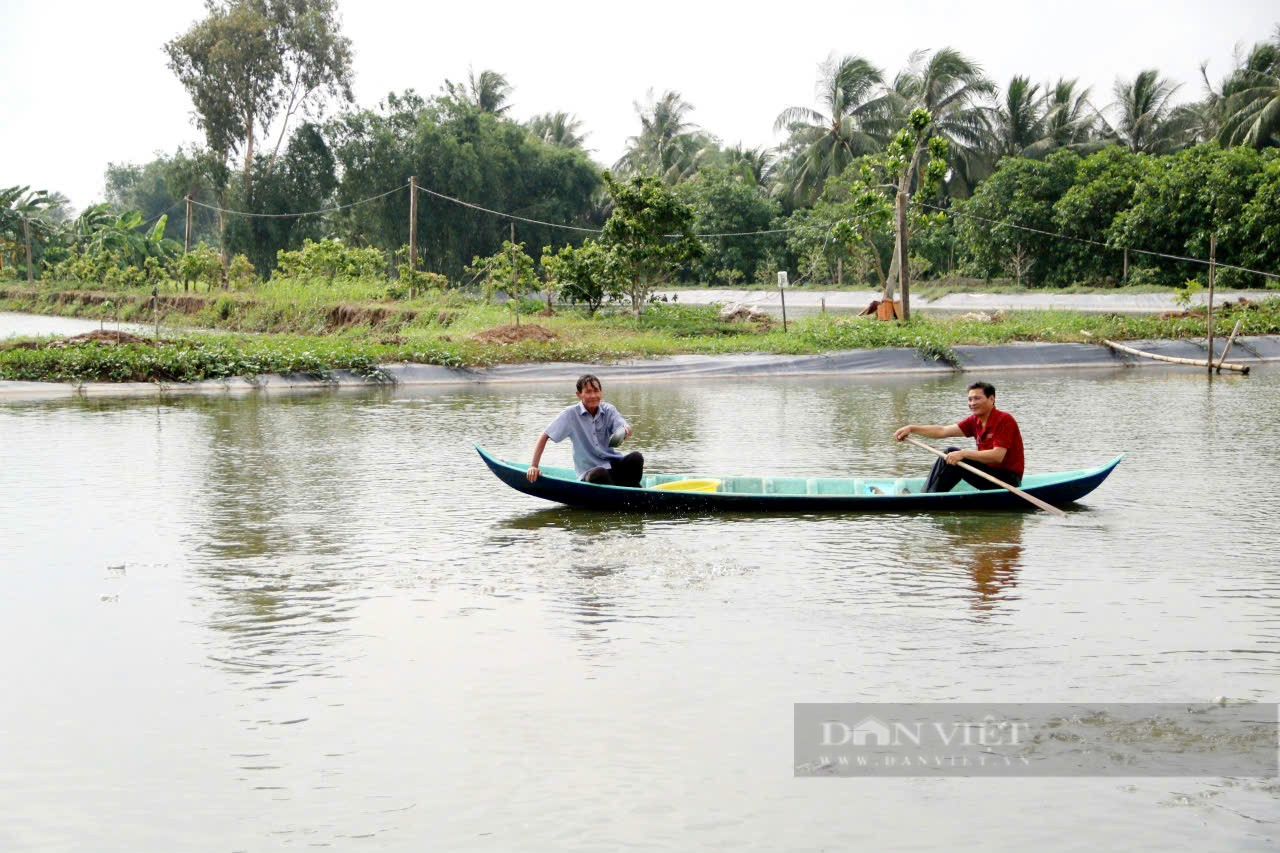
<box><xmin>4</xmin><ymin>3</ymin><xmax>1279</xmax><ymax>290</ymax></box>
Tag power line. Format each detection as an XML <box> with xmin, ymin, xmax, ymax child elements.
<box><xmin>188</xmin><ymin>185</ymin><xmax>404</xmax><ymax>219</ymax></box>
<box><xmin>414</xmin><ymin>185</ymin><xmax>602</xmax><ymax>234</ymax></box>
<box><xmin>923</xmin><ymin>202</ymin><xmax>1280</xmax><ymax>282</ymax></box>
<box><xmin>413</xmin><ymin>184</ymin><xmax>799</xmax><ymax>239</ymax></box>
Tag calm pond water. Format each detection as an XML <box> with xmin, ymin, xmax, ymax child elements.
<box><xmin>2</xmin><ymin>369</ymin><xmax>1278</xmax><ymax>851</ymax></box>
<box><xmin>0</xmin><ymin>311</ymin><xmax>152</xmax><ymax>340</ymax></box>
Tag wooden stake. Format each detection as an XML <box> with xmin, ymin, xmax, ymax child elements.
<box><xmin>510</xmin><ymin>222</ymin><xmax>518</xmax><ymax>327</ymax></box>
<box><xmin>1207</xmin><ymin>234</ymin><xmax>1216</xmax><ymax>376</ymax></box>
<box><xmin>1216</xmin><ymin>319</ymin><xmax>1242</xmax><ymax>372</ymax></box>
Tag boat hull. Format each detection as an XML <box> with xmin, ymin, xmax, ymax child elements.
<box><xmin>476</xmin><ymin>446</ymin><xmax>1122</xmax><ymax>513</ymax></box>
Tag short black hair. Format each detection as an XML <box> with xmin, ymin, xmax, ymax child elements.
<box><xmin>968</xmin><ymin>381</ymin><xmax>996</xmax><ymax>398</ymax></box>
<box><xmin>576</xmin><ymin>374</ymin><xmax>602</xmax><ymax>392</ymax></box>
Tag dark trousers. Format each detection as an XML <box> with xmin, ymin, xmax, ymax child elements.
<box><xmin>584</xmin><ymin>452</ymin><xmax>645</xmax><ymax>488</ymax></box>
<box><xmin>925</xmin><ymin>446</ymin><xmax>1022</xmax><ymax>494</ymax></box>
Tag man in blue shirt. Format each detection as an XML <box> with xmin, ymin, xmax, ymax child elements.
<box><xmin>526</xmin><ymin>374</ymin><xmax>645</xmax><ymax>487</ymax></box>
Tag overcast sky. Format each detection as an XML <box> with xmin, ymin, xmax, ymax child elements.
<box><xmin>2</xmin><ymin>0</ymin><xmax>1276</xmax><ymax>212</ymax></box>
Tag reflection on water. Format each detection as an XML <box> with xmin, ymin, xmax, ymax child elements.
<box><xmin>929</xmin><ymin>514</ymin><xmax>1026</xmax><ymax>614</ymax></box>
<box><xmin>3</xmin><ymin>368</ymin><xmax>1280</xmax><ymax>851</ymax></box>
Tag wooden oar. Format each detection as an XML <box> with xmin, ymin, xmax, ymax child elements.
<box><xmin>903</xmin><ymin>436</ymin><xmax>1066</xmax><ymax>517</ymax></box>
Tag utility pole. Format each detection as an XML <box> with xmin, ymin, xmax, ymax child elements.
<box><xmin>184</xmin><ymin>195</ymin><xmax>192</xmax><ymax>255</ymax></box>
<box><xmin>408</xmin><ymin>176</ymin><xmax>418</xmax><ymax>277</ymax></box>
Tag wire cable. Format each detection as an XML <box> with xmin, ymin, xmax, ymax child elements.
<box><xmin>922</xmin><ymin>202</ymin><xmax>1280</xmax><ymax>282</ymax></box>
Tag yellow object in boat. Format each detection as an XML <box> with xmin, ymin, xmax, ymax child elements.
<box><xmin>653</xmin><ymin>478</ymin><xmax>721</xmax><ymax>493</ymax></box>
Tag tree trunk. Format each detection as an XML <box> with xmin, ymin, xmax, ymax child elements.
<box><xmin>23</xmin><ymin>214</ymin><xmax>33</xmax><ymax>283</ymax></box>
<box><xmin>243</xmin><ymin>110</ymin><xmax>255</xmax><ymax>198</ymax></box>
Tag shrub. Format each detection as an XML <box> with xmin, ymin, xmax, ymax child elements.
<box><xmin>276</xmin><ymin>239</ymin><xmax>386</xmax><ymax>282</ymax></box>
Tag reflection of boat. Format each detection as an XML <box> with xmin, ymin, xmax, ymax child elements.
<box><xmin>477</xmin><ymin>446</ymin><xmax>1122</xmax><ymax>513</ymax></box>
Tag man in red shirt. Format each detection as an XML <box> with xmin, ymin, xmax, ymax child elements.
<box><xmin>893</xmin><ymin>382</ymin><xmax>1025</xmax><ymax>494</ymax></box>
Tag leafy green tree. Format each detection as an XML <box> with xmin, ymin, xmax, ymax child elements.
<box><xmin>326</xmin><ymin>92</ymin><xmax>601</xmax><ymax>279</ymax></box>
<box><xmin>675</xmin><ymin>165</ymin><xmax>783</xmax><ymax>285</ymax></box>
<box><xmin>868</xmin><ymin>110</ymin><xmax>951</xmax><ymax>298</ymax></box>
<box><xmin>166</xmin><ymin>0</ymin><xmax>353</xmax><ymax>197</ymax></box>
<box><xmin>466</xmin><ymin>239</ymin><xmax>539</xmax><ymax>324</ymax></box>
<box><xmin>542</xmin><ymin>240</ymin><xmax>625</xmax><ymax>313</ymax></box>
<box><xmin>260</xmin><ymin>0</ymin><xmax>354</xmax><ymax>174</ymax></box>
<box><xmin>224</xmin><ymin>122</ymin><xmax>338</xmax><ymax>275</ymax></box>
<box><xmin>615</xmin><ymin>90</ymin><xmax>714</xmax><ymax>184</ymax></box>
<box><xmin>773</xmin><ymin>55</ymin><xmax>897</xmax><ymax>207</ymax></box>
<box><xmin>103</xmin><ymin>148</ymin><xmax>222</xmax><ymax>248</ymax></box>
<box><xmin>1108</xmin><ymin>143</ymin><xmax>1271</xmax><ymax>284</ymax></box>
<box><xmin>954</xmin><ymin>150</ymin><xmax>1080</xmax><ymax>285</ymax></box>
<box><xmin>1051</xmin><ymin>146</ymin><xmax>1153</xmax><ymax>283</ymax></box>
<box><xmin>1235</xmin><ymin>152</ymin><xmax>1280</xmax><ymax>277</ymax></box>
<box><xmin>175</xmin><ymin>242</ymin><xmax>225</xmax><ymax>291</ymax></box>
<box><xmin>599</xmin><ymin>172</ymin><xmax>703</xmax><ymax>314</ymax></box>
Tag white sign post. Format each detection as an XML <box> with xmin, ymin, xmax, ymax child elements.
<box><xmin>777</xmin><ymin>271</ymin><xmax>789</xmax><ymax>333</ymax></box>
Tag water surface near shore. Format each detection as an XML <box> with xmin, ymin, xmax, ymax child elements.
<box><xmin>2</xmin><ymin>368</ymin><xmax>1277</xmax><ymax>851</ymax></box>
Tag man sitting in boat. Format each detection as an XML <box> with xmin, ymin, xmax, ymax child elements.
<box><xmin>893</xmin><ymin>381</ymin><xmax>1025</xmax><ymax>494</ymax></box>
<box><xmin>526</xmin><ymin>374</ymin><xmax>645</xmax><ymax>487</ymax></box>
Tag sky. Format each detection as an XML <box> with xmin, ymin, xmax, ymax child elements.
<box><xmin>1</xmin><ymin>0</ymin><xmax>1276</xmax><ymax>212</ymax></box>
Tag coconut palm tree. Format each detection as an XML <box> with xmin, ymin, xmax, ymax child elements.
<box><xmin>889</xmin><ymin>47</ymin><xmax>997</xmax><ymax>196</ymax></box>
<box><xmin>720</xmin><ymin>144</ymin><xmax>775</xmax><ymax>187</ymax></box>
<box><xmin>445</xmin><ymin>68</ymin><xmax>514</xmax><ymax>115</ymax></box>
<box><xmin>1218</xmin><ymin>27</ymin><xmax>1280</xmax><ymax>149</ymax></box>
<box><xmin>526</xmin><ymin>111</ymin><xmax>589</xmax><ymax>150</ymax></box>
<box><xmin>990</xmin><ymin>76</ymin><xmax>1046</xmax><ymax>158</ymax></box>
<box><xmin>1042</xmin><ymin>78</ymin><xmax>1102</xmax><ymax>149</ymax></box>
<box><xmin>615</xmin><ymin>90</ymin><xmax>714</xmax><ymax>184</ymax></box>
<box><xmin>772</xmin><ymin>54</ymin><xmax>897</xmax><ymax>206</ymax></box>
<box><xmin>1105</xmin><ymin>69</ymin><xmax>1193</xmax><ymax>154</ymax></box>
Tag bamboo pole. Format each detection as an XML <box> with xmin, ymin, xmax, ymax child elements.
<box><xmin>1207</xmin><ymin>235</ymin><xmax>1216</xmax><ymax>376</ymax></box>
<box><xmin>1216</xmin><ymin>319</ymin><xmax>1243</xmax><ymax>372</ymax></box>
<box><xmin>1100</xmin><ymin>338</ymin><xmax>1249</xmax><ymax>374</ymax></box>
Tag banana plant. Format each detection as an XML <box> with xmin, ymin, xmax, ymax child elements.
<box><xmin>1</xmin><ymin>185</ymin><xmax>53</xmax><ymax>280</ymax></box>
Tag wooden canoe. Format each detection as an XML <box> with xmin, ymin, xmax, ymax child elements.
<box><xmin>476</xmin><ymin>446</ymin><xmax>1122</xmax><ymax>513</ymax></box>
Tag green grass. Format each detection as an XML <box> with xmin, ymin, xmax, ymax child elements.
<box><xmin>3</xmin><ymin>280</ymin><xmax>1278</xmax><ymax>384</ymax></box>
